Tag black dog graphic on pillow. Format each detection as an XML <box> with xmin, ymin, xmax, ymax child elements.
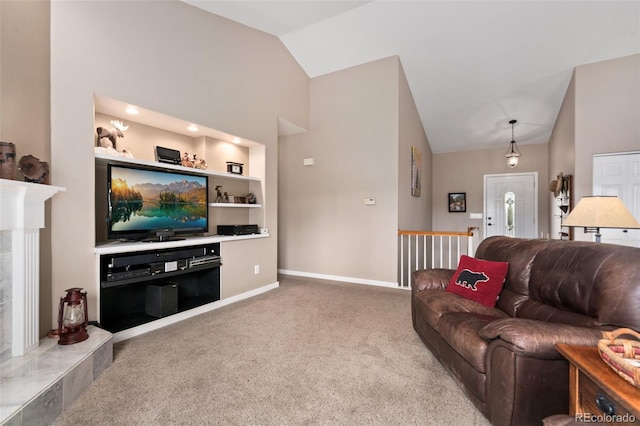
<box><xmin>455</xmin><ymin>269</ymin><xmax>489</xmax><ymax>291</ymax></box>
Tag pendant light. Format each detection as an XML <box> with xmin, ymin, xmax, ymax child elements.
<box><xmin>505</xmin><ymin>119</ymin><xmax>520</xmax><ymax>168</ymax></box>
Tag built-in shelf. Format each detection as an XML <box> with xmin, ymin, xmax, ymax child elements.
<box><xmin>94</xmin><ymin>233</ymin><xmax>269</xmax><ymax>255</ymax></box>
<box><xmin>94</xmin><ymin>152</ymin><xmax>260</xmax><ymax>182</ymax></box>
<box><xmin>209</xmin><ymin>203</ymin><xmax>262</xmax><ymax>208</ymax></box>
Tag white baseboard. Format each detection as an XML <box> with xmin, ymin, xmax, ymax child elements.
<box><xmin>113</xmin><ymin>281</ymin><xmax>280</xmax><ymax>343</ymax></box>
<box><xmin>278</xmin><ymin>269</ymin><xmax>399</xmax><ymax>289</ymax></box>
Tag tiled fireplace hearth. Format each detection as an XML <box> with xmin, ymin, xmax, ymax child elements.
<box><xmin>0</xmin><ymin>179</ymin><xmax>113</xmax><ymax>425</ymax></box>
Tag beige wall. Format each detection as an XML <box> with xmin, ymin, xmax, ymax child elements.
<box><xmin>549</xmin><ymin>54</ymin><xmax>640</xmax><ymax>241</ymax></box>
<box><xmin>50</xmin><ymin>1</ymin><xmax>309</xmax><ymax>325</ymax></box>
<box><xmin>574</xmin><ymin>54</ymin><xmax>640</xmax><ymax>200</ymax></box>
<box><xmin>278</xmin><ymin>57</ymin><xmax>407</xmax><ymax>284</ymax></box>
<box><xmin>398</xmin><ymin>63</ymin><xmax>432</xmax><ymax>231</ymax></box>
<box><xmin>548</xmin><ymin>73</ymin><xmax>576</xmax><ymax>239</ymax></box>
<box><xmin>1</xmin><ymin>0</ymin><xmax>54</xmax><ymax>337</ymax></box>
<box><xmin>432</xmin><ymin>143</ymin><xmax>550</xmax><ymax>240</ymax></box>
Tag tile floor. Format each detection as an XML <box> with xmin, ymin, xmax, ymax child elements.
<box><xmin>0</xmin><ymin>326</ymin><xmax>112</xmax><ymax>425</ymax></box>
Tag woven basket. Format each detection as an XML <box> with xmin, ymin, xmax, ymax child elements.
<box><xmin>598</xmin><ymin>328</ymin><xmax>640</xmax><ymax>389</ymax></box>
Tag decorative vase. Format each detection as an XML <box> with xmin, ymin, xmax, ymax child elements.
<box><xmin>0</xmin><ymin>141</ymin><xmax>16</xmax><ymax>180</ymax></box>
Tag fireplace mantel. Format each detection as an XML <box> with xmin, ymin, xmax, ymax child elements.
<box><xmin>0</xmin><ymin>178</ymin><xmax>65</xmax><ymax>357</ymax></box>
<box><xmin>0</xmin><ymin>179</ymin><xmax>65</xmax><ymax>231</ymax></box>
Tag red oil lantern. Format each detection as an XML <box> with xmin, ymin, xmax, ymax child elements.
<box><xmin>57</xmin><ymin>288</ymin><xmax>89</xmax><ymax>345</ymax></box>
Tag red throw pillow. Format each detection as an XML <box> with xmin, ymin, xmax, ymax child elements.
<box><xmin>445</xmin><ymin>255</ymin><xmax>508</xmax><ymax>308</ymax></box>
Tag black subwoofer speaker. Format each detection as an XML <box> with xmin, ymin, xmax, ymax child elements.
<box><xmin>145</xmin><ymin>281</ymin><xmax>178</xmax><ymax>318</ymax></box>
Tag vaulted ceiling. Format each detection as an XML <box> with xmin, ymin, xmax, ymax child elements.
<box><xmin>182</xmin><ymin>1</ymin><xmax>640</xmax><ymax>154</ymax></box>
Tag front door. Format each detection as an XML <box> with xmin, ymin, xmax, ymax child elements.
<box><xmin>484</xmin><ymin>173</ymin><xmax>538</xmax><ymax>239</ymax></box>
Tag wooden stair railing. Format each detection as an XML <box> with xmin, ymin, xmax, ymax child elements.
<box><xmin>397</xmin><ymin>228</ymin><xmax>478</xmax><ymax>288</ymax></box>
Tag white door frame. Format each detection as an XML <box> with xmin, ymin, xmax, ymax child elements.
<box><xmin>483</xmin><ymin>172</ymin><xmax>538</xmax><ymax>239</ymax></box>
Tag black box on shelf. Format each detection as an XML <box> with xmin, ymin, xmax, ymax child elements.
<box><xmin>226</xmin><ymin>162</ymin><xmax>243</xmax><ymax>175</ymax></box>
<box><xmin>145</xmin><ymin>281</ymin><xmax>178</xmax><ymax>318</ymax></box>
<box><xmin>217</xmin><ymin>224</ymin><xmax>259</xmax><ymax>236</ymax></box>
<box><xmin>154</xmin><ymin>146</ymin><xmax>181</xmax><ymax>165</ymax></box>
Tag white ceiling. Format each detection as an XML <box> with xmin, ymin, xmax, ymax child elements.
<box><xmin>182</xmin><ymin>1</ymin><xmax>640</xmax><ymax>154</ymax></box>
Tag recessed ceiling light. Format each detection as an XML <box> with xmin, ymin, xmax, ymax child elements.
<box><xmin>125</xmin><ymin>106</ymin><xmax>139</xmax><ymax>115</ymax></box>
<box><xmin>187</xmin><ymin>125</ymin><xmax>199</xmax><ymax>132</ymax></box>
<box><xmin>232</xmin><ymin>137</ymin><xmax>241</xmax><ymax>144</ymax></box>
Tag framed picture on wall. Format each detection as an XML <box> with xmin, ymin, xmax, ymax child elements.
<box><xmin>448</xmin><ymin>193</ymin><xmax>466</xmax><ymax>213</ymax></box>
<box><xmin>411</xmin><ymin>146</ymin><xmax>421</xmax><ymax>197</ymax></box>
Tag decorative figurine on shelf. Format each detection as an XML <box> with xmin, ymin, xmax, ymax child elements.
<box><xmin>182</xmin><ymin>152</ymin><xmax>193</xmax><ymax>168</ymax></box>
<box><xmin>192</xmin><ymin>154</ymin><xmax>207</xmax><ymax>170</ymax></box>
<box><xmin>246</xmin><ymin>193</ymin><xmax>257</xmax><ymax>204</ymax></box>
<box><xmin>96</xmin><ymin>120</ymin><xmax>129</xmax><ymax>150</ymax></box>
<box><xmin>223</xmin><ymin>192</ymin><xmax>229</xmax><ymax>203</ymax></box>
<box><xmin>95</xmin><ymin>120</ymin><xmax>133</xmax><ymax>158</ymax></box>
<box><xmin>18</xmin><ymin>155</ymin><xmax>49</xmax><ymax>184</ymax></box>
<box><xmin>215</xmin><ymin>185</ymin><xmax>224</xmax><ymax>203</ymax></box>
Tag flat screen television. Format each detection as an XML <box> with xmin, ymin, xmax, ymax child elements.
<box><xmin>107</xmin><ymin>164</ymin><xmax>209</xmax><ymax>241</ymax></box>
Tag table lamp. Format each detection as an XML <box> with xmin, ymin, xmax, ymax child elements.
<box><xmin>562</xmin><ymin>196</ymin><xmax>640</xmax><ymax>243</ymax></box>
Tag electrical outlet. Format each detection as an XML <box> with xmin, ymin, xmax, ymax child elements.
<box><xmin>254</xmin><ymin>264</ymin><xmax>260</xmax><ymax>275</ymax></box>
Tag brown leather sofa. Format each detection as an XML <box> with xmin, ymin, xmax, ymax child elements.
<box><xmin>411</xmin><ymin>236</ymin><xmax>640</xmax><ymax>426</ymax></box>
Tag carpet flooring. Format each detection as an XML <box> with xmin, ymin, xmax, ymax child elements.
<box><xmin>53</xmin><ymin>275</ymin><xmax>490</xmax><ymax>425</ymax></box>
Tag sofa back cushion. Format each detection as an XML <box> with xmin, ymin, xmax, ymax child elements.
<box><xmin>475</xmin><ymin>237</ymin><xmax>550</xmax><ymax>316</ymax></box>
<box><xmin>527</xmin><ymin>241</ymin><xmax>640</xmax><ymax>329</ymax></box>
<box><xmin>476</xmin><ymin>236</ymin><xmax>640</xmax><ymax>330</ymax></box>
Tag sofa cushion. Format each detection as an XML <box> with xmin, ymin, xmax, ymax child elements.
<box><xmin>438</xmin><ymin>313</ymin><xmax>501</xmax><ymax>373</ymax></box>
<box><xmin>446</xmin><ymin>255</ymin><xmax>509</xmax><ymax>307</ymax></box>
<box><xmin>414</xmin><ymin>290</ymin><xmax>507</xmax><ymax>332</ymax></box>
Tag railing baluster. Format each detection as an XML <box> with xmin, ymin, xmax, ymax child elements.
<box><xmin>415</xmin><ymin>234</ymin><xmax>419</xmax><ymax>271</ymax></box>
<box><xmin>408</xmin><ymin>235</ymin><xmax>412</xmax><ymax>283</ymax></box>
<box><xmin>423</xmin><ymin>235</ymin><xmax>427</xmax><ymax>269</ymax></box>
<box><xmin>400</xmin><ymin>234</ymin><xmax>404</xmax><ymax>287</ymax></box>
<box><xmin>431</xmin><ymin>237</ymin><xmax>434</xmax><ymax>269</ymax></box>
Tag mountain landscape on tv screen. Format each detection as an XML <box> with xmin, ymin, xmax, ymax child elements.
<box><xmin>110</xmin><ymin>177</ymin><xmax>207</xmax><ymax>231</ymax></box>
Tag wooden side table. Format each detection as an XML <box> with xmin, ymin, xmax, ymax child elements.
<box><xmin>556</xmin><ymin>344</ymin><xmax>640</xmax><ymax>425</ymax></box>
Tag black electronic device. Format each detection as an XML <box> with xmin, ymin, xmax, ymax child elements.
<box><xmin>217</xmin><ymin>224</ymin><xmax>259</xmax><ymax>236</ymax></box>
<box><xmin>106</xmin><ymin>267</ymin><xmax>151</xmax><ymax>282</ymax></box>
<box><xmin>107</xmin><ymin>246</ymin><xmax>207</xmax><ymax>269</ymax></box>
<box><xmin>226</xmin><ymin>162</ymin><xmax>244</xmax><ymax>175</ymax></box>
<box><xmin>188</xmin><ymin>255</ymin><xmax>221</xmax><ymax>268</ymax></box>
<box><xmin>145</xmin><ymin>282</ymin><xmax>178</xmax><ymax>318</ymax></box>
<box><xmin>154</xmin><ymin>146</ymin><xmax>181</xmax><ymax>165</ymax></box>
<box><xmin>107</xmin><ymin>164</ymin><xmax>208</xmax><ymax>241</ymax></box>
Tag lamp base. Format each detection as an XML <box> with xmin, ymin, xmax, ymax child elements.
<box><xmin>58</xmin><ymin>328</ymin><xmax>89</xmax><ymax>345</ymax></box>
<box><xmin>582</xmin><ymin>227</ymin><xmax>602</xmax><ymax>243</ymax></box>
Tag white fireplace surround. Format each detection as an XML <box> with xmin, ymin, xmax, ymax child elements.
<box><xmin>0</xmin><ymin>178</ymin><xmax>65</xmax><ymax>357</ymax></box>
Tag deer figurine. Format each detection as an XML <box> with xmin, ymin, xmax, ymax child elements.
<box><xmin>96</xmin><ymin>120</ymin><xmax>129</xmax><ymax>149</ymax></box>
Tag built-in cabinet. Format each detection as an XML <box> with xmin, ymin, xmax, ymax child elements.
<box><xmin>93</xmin><ymin>150</ymin><xmax>269</xmax><ymax>336</ymax></box>
<box><xmin>99</xmin><ymin>242</ymin><xmax>221</xmax><ymax>333</ymax></box>
<box><xmin>93</xmin><ymin>99</ymin><xmax>270</xmax><ymax>337</ymax></box>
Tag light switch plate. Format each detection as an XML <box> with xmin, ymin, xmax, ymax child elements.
<box><xmin>364</xmin><ymin>197</ymin><xmax>376</xmax><ymax>205</ymax></box>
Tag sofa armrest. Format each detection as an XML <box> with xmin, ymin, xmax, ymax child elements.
<box><xmin>411</xmin><ymin>269</ymin><xmax>454</xmax><ymax>292</ymax></box>
<box><xmin>479</xmin><ymin>318</ymin><xmax>603</xmax><ymax>359</ymax></box>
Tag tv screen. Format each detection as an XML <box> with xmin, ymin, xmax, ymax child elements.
<box><xmin>107</xmin><ymin>164</ymin><xmax>208</xmax><ymax>241</ymax></box>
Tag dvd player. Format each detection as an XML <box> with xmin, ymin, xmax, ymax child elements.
<box><xmin>188</xmin><ymin>255</ymin><xmax>221</xmax><ymax>268</ymax></box>
<box><xmin>106</xmin><ymin>267</ymin><xmax>151</xmax><ymax>282</ymax></box>
<box><xmin>217</xmin><ymin>224</ymin><xmax>259</xmax><ymax>236</ymax></box>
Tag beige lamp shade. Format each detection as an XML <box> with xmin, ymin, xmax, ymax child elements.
<box><xmin>563</xmin><ymin>196</ymin><xmax>640</xmax><ymax>229</ymax></box>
